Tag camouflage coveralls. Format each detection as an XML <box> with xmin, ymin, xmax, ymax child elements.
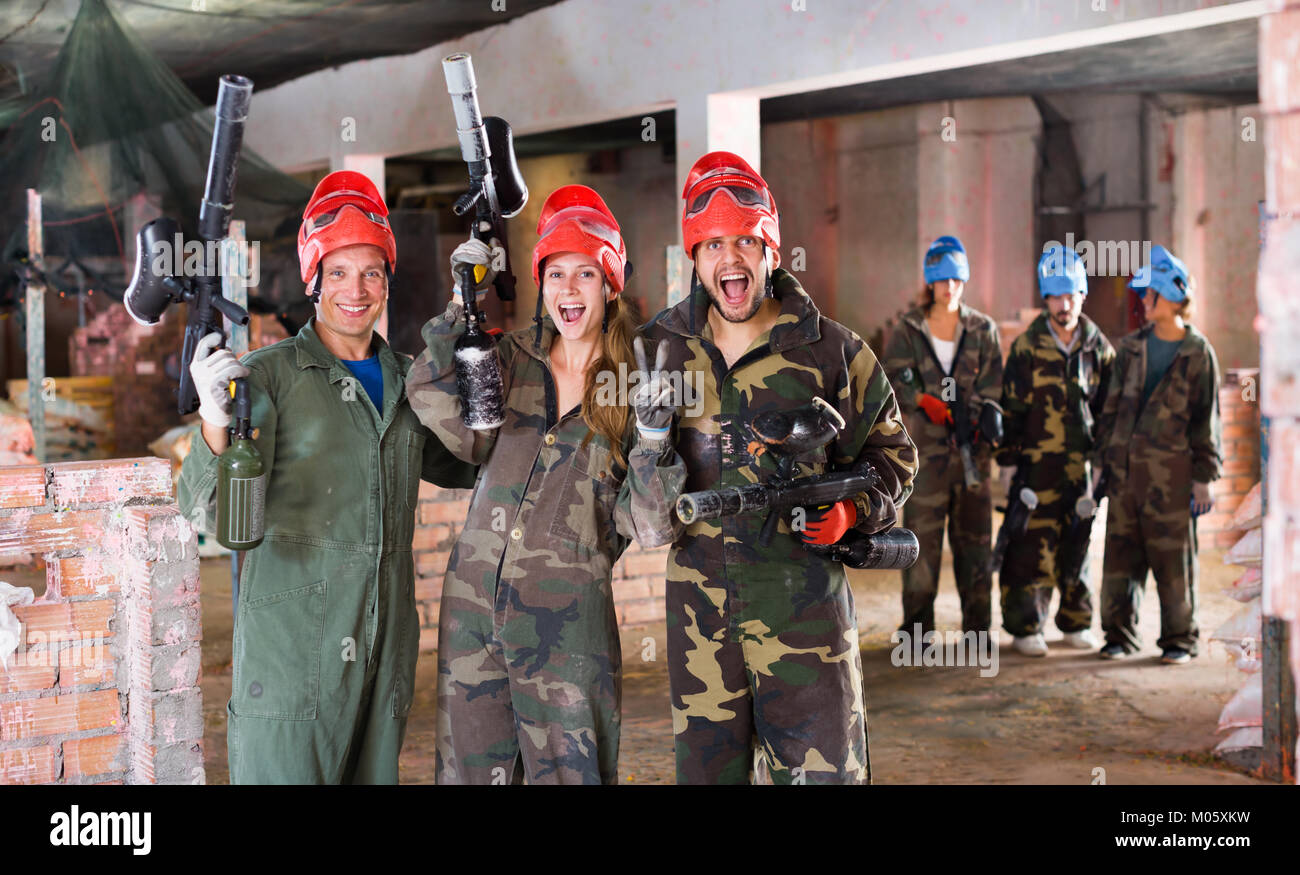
<box><xmin>882</xmin><ymin>304</ymin><xmax>1003</xmax><ymax>633</ymax></box>
<box><xmin>641</xmin><ymin>269</ymin><xmax>917</xmax><ymax>785</ymax></box>
<box><xmin>405</xmin><ymin>302</ymin><xmax>685</xmax><ymax>785</ymax></box>
<box><xmin>998</xmin><ymin>312</ymin><xmax>1114</xmax><ymax>637</ymax></box>
<box><xmin>1096</xmin><ymin>324</ymin><xmax>1222</xmax><ymax>655</ymax></box>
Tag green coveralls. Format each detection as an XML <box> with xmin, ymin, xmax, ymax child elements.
<box><xmin>1096</xmin><ymin>324</ymin><xmax>1222</xmax><ymax>655</ymax></box>
<box><xmin>178</xmin><ymin>319</ymin><xmax>476</xmax><ymax>784</ymax></box>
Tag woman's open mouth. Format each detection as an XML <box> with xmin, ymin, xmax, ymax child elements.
<box><xmin>559</xmin><ymin>302</ymin><xmax>586</xmax><ymax>325</ymax></box>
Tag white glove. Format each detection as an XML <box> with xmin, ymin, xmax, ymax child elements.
<box><xmin>631</xmin><ymin>337</ymin><xmax>679</xmax><ymax>442</ymax></box>
<box><xmin>190</xmin><ymin>332</ymin><xmax>249</xmax><ymax>429</ymax></box>
<box><xmin>449</xmin><ymin>237</ymin><xmax>504</xmax><ymax>301</ymax></box>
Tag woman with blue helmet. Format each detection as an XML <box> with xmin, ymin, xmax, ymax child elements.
<box><xmin>882</xmin><ymin>236</ymin><xmax>1005</xmax><ymax>635</ymax></box>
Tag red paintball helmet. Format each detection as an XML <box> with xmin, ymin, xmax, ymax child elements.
<box><xmin>297</xmin><ymin>170</ymin><xmax>397</xmax><ymax>285</ymax></box>
<box><xmin>680</xmin><ymin>151</ymin><xmax>779</xmax><ymax>258</ymax></box>
<box><xmin>532</xmin><ymin>184</ymin><xmax>628</xmax><ymax>293</ymax></box>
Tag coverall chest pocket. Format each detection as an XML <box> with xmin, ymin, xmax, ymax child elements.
<box><xmin>232</xmin><ymin>580</ymin><xmax>327</xmax><ymax>720</ymax></box>
<box><xmin>1154</xmin><ymin>360</ymin><xmax>1192</xmax><ymax>445</ymax></box>
<box><xmin>547</xmin><ymin>443</ymin><xmax>604</xmax><ymax>550</ymax></box>
<box><xmin>401</xmin><ymin>431</ymin><xmax>425</xmax><ymax>511</ymax></box>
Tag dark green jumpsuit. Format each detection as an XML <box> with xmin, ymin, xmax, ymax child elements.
<box><xmin>178</xmin><ymin>319</ymin><xmax>475</xmax><ymax>784</ymax></box>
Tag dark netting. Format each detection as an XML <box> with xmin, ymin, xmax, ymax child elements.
<box><xmin>0</xmin><ymin>0</ymin><xmax>311</xmax><ymax>307</ymax></box>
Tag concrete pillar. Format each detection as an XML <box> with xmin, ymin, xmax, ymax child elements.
<box><xmin>1257</xmin><ymin>0</ymin><xmax>1300</xmax><ymax>783</ymax></box>
<box><xmin>672</xmin><ymin>92</ymin><xmax>761</xmax><ymax>304</ymax></box>
<box><xmin>330</xmin><ymin>154</ymin><xmax>389</xmax><ymax>339</ymax></box>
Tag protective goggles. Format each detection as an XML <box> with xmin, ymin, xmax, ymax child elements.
<box><xmin>684</xmin><ymin>177</ymin><xmax>772</xmax><ymax>217</ymax></box>
<box><xmin>925</xmin><ymin>249</ymin><xmax>966</xmax><ymax>268</ymax></box>
<box><xmin>538</xmin><ymin>211</ymin><xmax>623</xmax><ymax>250</ymax></box>
<box><xmin>302</xmin><ymin>194</ymin><xmax>390</xmax><ymax>239</ymax></box>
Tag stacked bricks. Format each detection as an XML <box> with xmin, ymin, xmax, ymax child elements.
<box><xmin>412</xmin><ymin>482</ymin><xmax>471</xmax><ymax>653</ymax></box>
<box><xmin>0</xmin><ymin>457</ymin><xmax>203</xmax><ymax>784</ymax></box>
<box><xmin>70</xmin><ymin>304</ymin><xmax>184</xmax><ymax>457</ymax></box>
<box><xmin>1200</xmin><ymin>368</ymin><xmax>1263</xmax><ymax>550</ymax></box>
<box><xmin>412</xmin><ymin>482</ymin><xmax>669</xmax><ymax>651</ymax></box>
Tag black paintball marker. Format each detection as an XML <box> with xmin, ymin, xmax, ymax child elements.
<box><xmin>949</xmin><ymin>384</ymin><xmax>980</xmax><ymax>489</ymax></box>
<box><xmin>442</xmin><ymin>52</ymin><xmax>528</xmax><ymax>430</ymax></box>
<box><xmin>948</xmin><ymin>385</ymin><xmax>1004</xmax><ymax>490</ymax></box>
<box><xmin>123</xmin><ymin>74</ymin><xmax>263</xmax><ymax>551</ymax></box>
<box><xmin>674</xmin><ymin>398</ymin><xmax>920</xmax><ymax>570</ymax></box>
<box><xmin>992</xmin><ymin>466</ymin><xmax>1038</xmax><ymax>574</ymax></box>
<box><xmin>1059</xmin><ymin>468</ymin><xmax>1107</xmax><ymax>585</ymax></box>
<box><xmin>124</xmin><ymin>74</ymin><xmax>253</xmax><ymax>415</ymax></box>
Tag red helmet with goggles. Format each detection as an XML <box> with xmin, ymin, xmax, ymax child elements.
<box><xmin>532</xmin><ymin>184</ymin><xmax>628</xmax><ymax>293</ymax></box>
<box><xmin>297</xmin><ymin>170</ymin><xmax>397</xmax><ymax>284</ymax></box>
<box><xmin>680</xmin><ymin>151</ymin><xmax>779</xmax><ymax>258</ymax></box>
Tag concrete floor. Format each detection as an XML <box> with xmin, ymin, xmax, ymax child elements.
<box><xmin>195</xmin><ymin>536</ymin><xmax>1268</xmax><ymax>785</ymax></box>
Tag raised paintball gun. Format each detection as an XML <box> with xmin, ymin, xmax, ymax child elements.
<box><xmin>442</xmin><ymin>52</ymin><xmax>529</xmax><ymax>430</ymax></box>
<box><xmin>124</xmin><ymin>74</ymin><xmax>252</xmax><ymax>416</ymax></box>
<box><xmin>123</xmin><ymin>74</ymin><xmax>263</xmax><ymax>551</ymax></box>
<box><xmin>674</xmin><ymin>398</ymin><xmax>919</xmax><ymax>570</ymax></box>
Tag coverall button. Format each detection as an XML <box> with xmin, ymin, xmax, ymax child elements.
<box><xmin>544</xmin><ymin>434</ymin><xmax>556</xmax><ymax>446</ymax></box>
<box><xmin>249</xmin><ymin>682</ymin><xmax>263</xmax><ymax>698</ymax></box>
<box><xmin>510</xmin><ymin>527</ymin><xmax>523</xmax><ymax>540</ymax></box>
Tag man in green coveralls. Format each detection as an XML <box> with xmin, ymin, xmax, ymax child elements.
<box><xmin>179</xmin><ymin>170</ymin><xmax>475</xmax><ymax>783</ymax></box>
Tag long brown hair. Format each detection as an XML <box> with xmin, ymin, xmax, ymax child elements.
<box><xmin>580</xmin><ymin>293</ymin><xmax>640</xmax><ymax>472</ymax></box>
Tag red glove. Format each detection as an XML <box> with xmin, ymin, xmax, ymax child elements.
<box><xmin>800</xmin><ymin>499</ymin><xmax>857</xmax><ymax>545</ymax></box>
<box><xmin>917</xmin><ymin>393</ymin><xmax>953</xmax><ymax>426</ymax></box>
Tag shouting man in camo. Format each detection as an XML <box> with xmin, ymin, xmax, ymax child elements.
<box><xmin>639</xmin><ymin>151</ymin><xmax>917</xmax><ymax>784</ymax></box>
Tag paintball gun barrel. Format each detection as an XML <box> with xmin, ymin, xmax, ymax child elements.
<box><xmin>1059</xmin><ymin>470</ymin><xmax>1108</xmax><ymax>586</ymax></box>
<box><xmin>442</xmin><ymin>52</ymin><xmax>528</xmax><ymax>431</ymax></box>
<box><xmin>993</xmin><ymin>481</ymin><xmax>1039</xmax><ymax>575</ymax></box>
<box><xmin>123</xmin><ymin>74</ymin><xmax>252</xmax><ymax>416</ymax></box>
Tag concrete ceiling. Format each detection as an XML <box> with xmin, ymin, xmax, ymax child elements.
<box><xmin>0</xmin><ymin>0</ymin><xmax>565</xmax><ymax>104</ymax></box>
<box><xmin>404</xmin><ymin>16</ymin><xmax>1260</xmax><ymax>164</ymax></box>
<box><xmin>762</xmin><ymin>18</ymin><xmax>1259</xmax><ymax>124</ymax></box>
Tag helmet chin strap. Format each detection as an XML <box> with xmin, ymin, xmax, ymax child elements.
<box><xmin>762</xmin><ymin>243</ymin><xmax>775</xmax><ymax>299</ymax></box>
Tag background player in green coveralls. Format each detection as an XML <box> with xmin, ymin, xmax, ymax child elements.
<box><xmin>883</xmin><ymin>236</ymin><xmax>1003</xmax><ymax>636</ymax></box>
<box><xmin>1096</xmin><ymin>245</ymin><xmax>1222</xmax><ymax>664</ymax></box>
<box><xmin>998</xmin><ymin>244</ymin><xmax>1115</xmax><ymax>657</ymax></box>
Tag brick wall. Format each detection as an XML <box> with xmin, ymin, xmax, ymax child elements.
<box><xmin>0</xmin><ymin>458</ymin><xmax>203</xmax><ymax>785</ymax></box>
<box><xmin>70</xmin><ymin>304</ymin><xmax>184</xmax><ymax>457</ymax></box>
<box><xmin>1201</xmin><ymin>368</ymin><xmax>1262</xmax><ymax>550</ymax></box>
<box><xmin>412</xmin><ymin>482</ymin><xmax>669</xmax><ymax>651</ymax></box>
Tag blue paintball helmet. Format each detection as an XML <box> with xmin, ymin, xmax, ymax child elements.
<box><xmin>1128</xmin><ymin>244</ymin><xmax>1190</xmax><ymax>303</ymax></box>
<box><xmin>1037</xmin><ymin>244</ymin><xmax>1088</xmax><ymax>298</ymax></box>
<box><xmin>923</xmin><ymin>235</ymin><xmax>970</xmax><ymax>285</ymax></box>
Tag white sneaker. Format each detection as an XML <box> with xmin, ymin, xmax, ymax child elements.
<box><xmin>1063</xmin><ymin>629</ymin><xmax>1098</xmax><ymax>650</ymax></box>
<box><xmin>1012</xmin><ymin>634</ymin><xmax>1048</xmax><ymax>657</ymax></box>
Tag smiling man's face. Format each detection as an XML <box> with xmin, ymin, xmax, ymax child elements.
<box><xmin>694</xmin><ymin>234</ymin><xmax>778</xmax><ymax>324</ymax></box>
<box><xmin>313</xmin><ymin>243</ymin><xmax>388</xmax><ymax>348</ymax></box>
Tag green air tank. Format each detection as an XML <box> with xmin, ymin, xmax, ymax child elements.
<box><xmin>217</xmin><ymin>377</ymin><xmax>265</xmax><ymax>550</ymax></box>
